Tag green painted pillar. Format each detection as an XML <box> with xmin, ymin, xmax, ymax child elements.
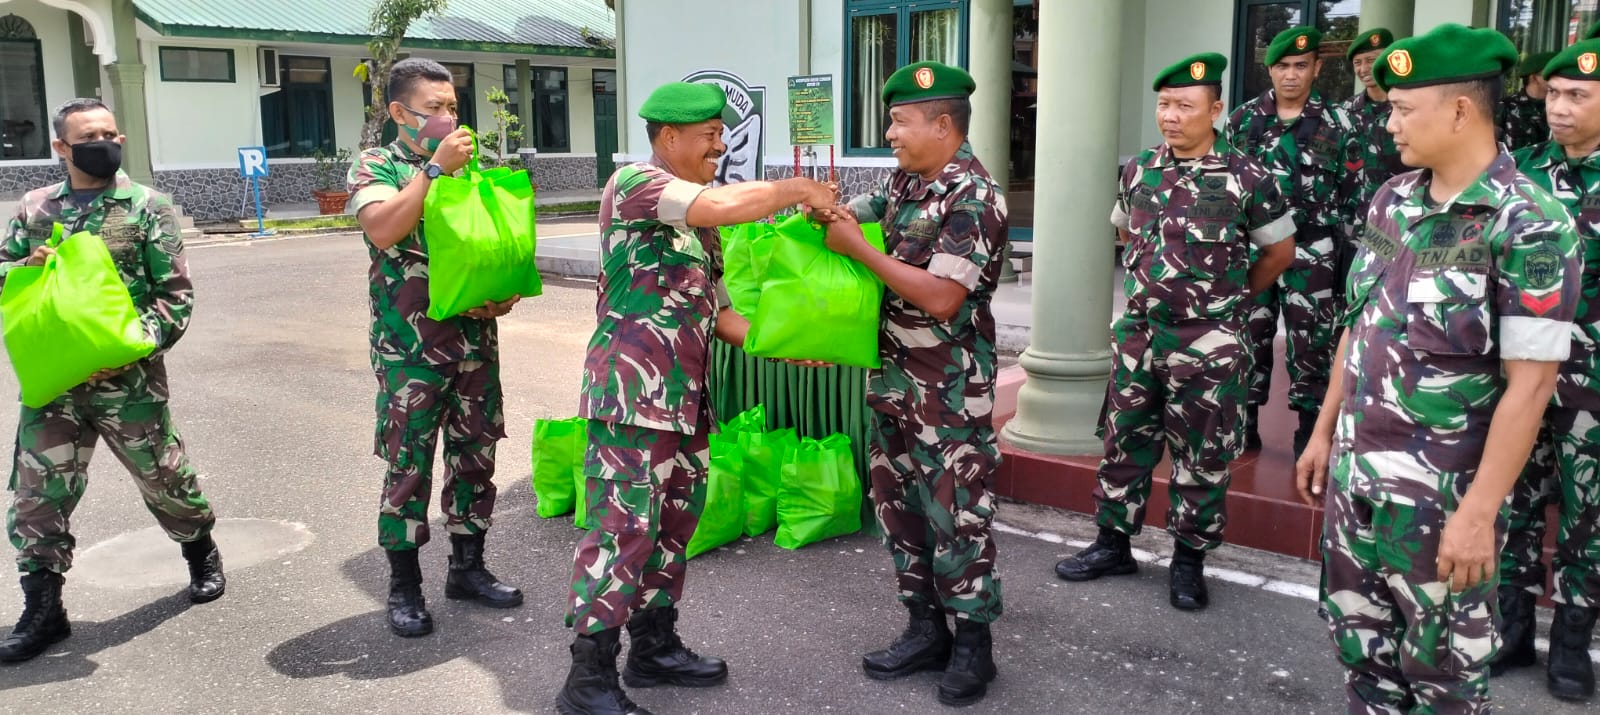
<box><xmin>516</xmin><ymin>58</ymin><xmax>534</xmax><ymax>150</ymax></box>
<box><xmin>968</xmin><ymin>0</ymin><xmax>1015</xmax><ymax>281</ymax></box>
<box><xmin>108</xmin><ymin>0</ymin><xmax>153</xmax><ymax>185</ymax></box>
<box><xmin>1358</xmin><ymin>0</ymin><xmax>1414</xmax><ymax>38</ymax></box>
<box><xmin>999</xmin><ymin>0</ymin><xmax>1120</xmax><ymax>455</ymax></box>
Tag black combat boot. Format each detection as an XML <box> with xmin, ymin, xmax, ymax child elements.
<box><xmin>1292</xmin><ymin>410</ymin><xmax>1320</xmax><ymax>457</ymax></box>
<box><xmin>936</xmin><ymin>619</ymin><xmax>997</xmax><ymax>707</ymax></box>
<box><xmin>444</xmin><ymin>533</ymin><xmax>523</xmax><ymax>608</ymax></box>
<box><xmin>862</xmin><ymin>601</ymin><xmax>952</xmax><ymax>680</ymax></box>
<box><xmin>1055</xmin><ymin>527</ymin><xmax>1137</xmax><ymax>582</ymax></box>
<box><xmin>385</xmin><ymin>548</ymin><xmax>433</xmax><ymax>638</ymax></box>
<box><xmin>1169</xmin><ymin>543</ymin><xmax>1210</xmax><ymax>611</ymax></box>
<box><xmin>1548</xmin><ymin>605</ymin><xmax>1598</xmax><ymax>701</ymax></box>
<box><xmin>558</xmin><ymin>627</ymin><xmax>653</xmax><ymax>715</ymax></box>
<box><xmin>0</xmin><ymin>571</ymin><xmax>70</xmax><ymax>663</ymax></box>
<box><xmin>1489</xmin><ymin>585</ymin><xmax>1538</xmax><ymax>676</ymax></box>
<box><xmin>622</xmin><ymin>606</ymin><xmax>728</xmax><ymax>688</ymax></box>
<box><xmin>180</xmin><ymin>534</ymin><xmax>226</xmax><ymax>604</ymax></box>
<box><xmin>1244</xmin><ymin>404</ymin><xmax>1263</xmax><ymax>451</ymax></box>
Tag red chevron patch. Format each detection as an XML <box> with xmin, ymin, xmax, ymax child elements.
<box><xmin>1521</xmin><ymin>292</ymin><xmax>1562</xmax><ymax>316</ymax></box>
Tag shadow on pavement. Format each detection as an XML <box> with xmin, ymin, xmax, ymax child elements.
<box><xmin>0</xmin><ymin>590</ymin><xmax>193</xmax><ymax>689</ymax></box>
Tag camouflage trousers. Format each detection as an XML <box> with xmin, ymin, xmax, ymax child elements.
<box><xmin>1499</xmin><ymin>406</ymin><xmax>1600</xmax><ymax>607</ymax></box>
<box><xmin>373</xmin><ymin>361</ymin><xmax>505</xmax><ymax>551</ymax></box>
<box><xmin>8</xmin><ymin>361</ymin><xmax>214</xmax><ymax>573</ymax></box>
<box><xmin>1246</xmin><ymin>226</ymin><xmax>1338</xmax><ymax>412</ymax></box>
<box><xmin>869</xmin><ymin>412</ymin><xmax>1003</xmax><ymax>624</ymax></box>
<box><xmin>568</xmin><ymin>418</ymin><xmax>709</xmax><ymax>634</ymax></box>
<box><xmin>1323</xmin><ymin>477</ymin><xmax>1503</xmax><ymax>713</ymax></box>
<box><xmin>1095</xmin><ymin>318</ymin><xmax>1247</xmax><ymax>551</ymax></box>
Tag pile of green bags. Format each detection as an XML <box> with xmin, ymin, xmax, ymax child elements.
<box><xmin>0</xmin><ymin>223</ymin><xmax>156</xmax><ymax>408</ymax></box>
<box><xmin>720</xmin><ymin>213</ymin><xmax>886</xmax><ymax>368</ymax></box>
<box><xmin>422</xmin><ymin>127</ymin><xmax>543</xmax><ymax>320</ymax></box>
<box><xmin>532</xmin><ymin>406</ymin><xmax>866</xmax><ymax>554</ymax></box>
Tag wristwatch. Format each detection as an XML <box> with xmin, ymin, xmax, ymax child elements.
<box><xmin>424</xmin><ymin>163</ymin><xmax>444</xmax><ymax>180</ymax></box>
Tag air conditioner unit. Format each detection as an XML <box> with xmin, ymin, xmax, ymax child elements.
<box><xmin>258</xmin><ymin>48</ymin><xmax>280</xmax><ymax>87</ymax></box>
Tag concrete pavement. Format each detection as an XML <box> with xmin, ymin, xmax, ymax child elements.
<box><xmin>0</xmin><ymin>233</ymin><xmax>1588</xmax><ymax>713</ymax></box>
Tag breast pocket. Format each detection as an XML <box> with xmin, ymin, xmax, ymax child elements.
<box><xmin>1178</xmin><ymin>213</ymin><xmax>1244</xmax><ymax>282</ymax></box>
<box><xmin>1405</xmin><ymin>268</ymin><xmax>1492</xmax><ymax>356</ymax></box>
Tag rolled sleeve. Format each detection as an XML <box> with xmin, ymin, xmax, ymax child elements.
<box><xmin>350</xmin><ymin>185</ymin><xmax>399</xmax><ymax>216</ymax></box>
<box><xmin>1248</xmin><ymin>214</ymin><xmax>1296</xmax><ymax>248</ymax></box>
<box><xmin>1109</xmin><ymin>203</ymin><xmax>1131</xmax><ymax>231</ymax></box>
<box><xmin>926</xmin><ymin>199</ymin><xmax>999</xmax><ymax>292</ymax></box>
<box><xmin>1500</xmin><ymin>316</ymin><xmax>1573</xmax><ymax>362</ymax></box>
<box><xmin>656</xmin><ymin>179</ymin><xmax>706</xmax><ymax>232</ymax></box>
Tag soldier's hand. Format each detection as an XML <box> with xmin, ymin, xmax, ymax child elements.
<box><xmin>23</xmin><ymin>245</ymin><xmax>55</xmax><ymax>267</ymax></box>
<box><xmin>810</xmin><ymin>205</ymin><xmax>847</xmax><ymax>225</ymax></box>
<box><xmin>1437</xmin><ymin>510</ymin><xmax>1497</xmax><ymax>592</ymax></box>
<box><xmin>823</xmin><ymin>211</ymin><xmax>868</xmax><ymax>260</ymax></box>
<box><xmin>431</xmin><ymin>128</ymin><xmax>476</xmax><ymax>175</ymax></box>
<box><xmin>1294</xmin><ymin>432</ymin><xmax>1332</xmax><ymax>507</ymax></box>
<box><xmin>773</xmin><ymin>358</ymin><xmax>833</xmax><ymax>369</ymax></box>
<box><xmin>87</xmin><ymin>364</ymin><xmax>133</xmax><ymax>383</ymax></box>
<box><xmin>795</xmin><ymin>178</ymin><xmax>839</xmax><ymax>211</ymax></box>
<box><xmin>464</xmin><ymin>295</ymin><xmax>520</xmax><ymax>320</ymax></box>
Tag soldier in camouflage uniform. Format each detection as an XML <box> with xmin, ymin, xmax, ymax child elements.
<box><xmin>1342</xmin><ymin>28</ymin><xmax>1406</xmax><ymax>293</ymax></box>
<box><xmin>0</xmin><ymin>99</ymin><xmax>224</xmax><ymax>663</ymax></box>
<box><xmin>1296</xmin><ymin>26</ymin><xmax>1583</xmax><ymax>712</ymax></box>
<box><xmin>1493</xmin><ymin>41</ymin><xmax>1600</xmax><ymax>702</ymax></box>
<box><xmin>559</xmin><ymin>81</ymin><xmax>836</xmax><ymax>715</ymax></box>
<box><xmin>813</xmin><ymin>61</ymin><xmax>1006</xmax><ymax>707</ymax></box>
<box><xmin>1223</xmin><ymin>26</ymin><xmax>1362</xmax><ymax>456</ymax></box>
<box><xmin>1499</xmin><ymin>52</ymin><xmax>1555</xmax><ymax>153</ymax></box>
<box><xmin>347</xmin><ymin>59</ymin><xmax>523</xmax><ymax>640</ymax></box>
<box><xmin>1054</xmin><ymin>54</ymin><xmax>1296</xmax><ymax>613</ymax></box>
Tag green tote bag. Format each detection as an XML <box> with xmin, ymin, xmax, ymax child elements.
<box><xmin>422</xmin><ymin>128</ymin><xmax>544</xmax><ymax>320</ymax></box>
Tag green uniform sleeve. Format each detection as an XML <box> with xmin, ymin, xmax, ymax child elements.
<box><xmin>847</xmin><ymin>177</ymin><xmax>890</xmax><ymax>224</ymax></box>
<box><xmin>0</xmin><ymin>203</ymin><xmax>29</xmax><ymax>281</ymax></box>
<box><xmin>140</xmin><ymin>195</ymin><xmax>194</xmax><ymax>352</ymax></box>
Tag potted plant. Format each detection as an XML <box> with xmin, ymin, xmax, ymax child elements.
<box><xmin>311</xmin><ymin>147</ymin><xmax>353</xmax><ymax>215</ymax></box>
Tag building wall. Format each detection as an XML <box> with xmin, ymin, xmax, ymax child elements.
<box><xmin>1415</xmin><ymin>0</ymin><xmax>1489</xmax><ymax>30</ymax></box>
<box><xmin>142</xmin><ymin>38</ymin><xmax>262</xmax><ymax>169</ymax></box>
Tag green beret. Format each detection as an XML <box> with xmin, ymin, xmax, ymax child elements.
<box><xmin>1265</xmin><ymin>26</ymin><xmax>1321</xmax><ymax>66</ymax></box>
<box><xmin>638</xmin><ymin>82</ymin><xmax>726</xmax><ymax>124</ymax></box>
<box><xmin>1151</xmin><ymin>52</ymin><xmax>1227</xmax><ymax>92</ymax></box>
<box><xmin>1543</xmin><ymin>39</ymin><xmax>1600</xmax><ymax>81</ymax></box>
<box><xmin>882</xmin><ymin>61</ymin><xmax>975</xmax><ymax>107</ymax></box>
<box><xmin>1346</xmin><ymin>28</ymin><xmax>1394</xmax><ymax>60</ymax></box>
<box><xmin>1373</xmin><ymin>23</ymin><xmax>1519</xmax><ymax>92</ymax></box>
<box><xmin>1519</xmin><ymin>51</ymin><xmax>1559</xmax><ymax>78</ymax></box>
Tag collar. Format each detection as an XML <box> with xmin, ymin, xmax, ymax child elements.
<box><xmin>49</xmin><ymin>170</ymin><xmax>136</xmax><ymax>202</ymax></box>
<box><xmin>905</xmin><ymin>140</ymin><xmax>977</xmax><ymax>199</ymax></box>
<box><xmin>1156</xmin><ymin>133</ymin><xmax>1229</xmax><ymax>171</ymax></box>
<box><xmin>1411</xmin><ymin>153</ymin><xmax>1521</xmax><ymax>215</ymax></box>
<box><xmin>1254</xmin><ymin>89</ymin><xmax>1324</xmax><ymax>121</ymax></box>
<box><xmin>386</xmin><ymin>139</ymin><xmax>425</xmax><ymax>164</ymax></box>
<box><xmin>1529</xmin><ymin>140</ymin><xmax>1600</xmax><ymax>172</ymax></box>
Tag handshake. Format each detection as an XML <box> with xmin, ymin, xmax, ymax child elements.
<box><xmin>785</xmin><ymin>177</ymin><xmax>871</xmax><ymax>261</ymax></box>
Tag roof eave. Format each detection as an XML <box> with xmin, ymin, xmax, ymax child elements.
<box><xmin>140</xmin><ymin>19</ymin><xmax>616</xmax><ymax>59</ymax></box>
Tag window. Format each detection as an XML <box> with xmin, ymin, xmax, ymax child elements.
<box><xmin>502</xmin><ymin>65</ymin><xmax>570</xmax><ymax>152</ymax></box>
<box><xmin>159</xmin><ymin>47</ymin><xmax>235</xmax><ymax>83</ymax></box>
<box><xmin>1230</xmin><ymin>0</ymin><xmax>1362</xmax><ymax>108</ymax></box>
<box><xmin>260</xmin><ymin>56</ymin><xmax>334</xmax><ymax>158</ymax></box>
<box><xmin>845</xmin><ymin>1</ymin><xmax>966</xmax><ymax>153</ymax></box>
<box><xmin>0</xmin><ymin>14</ymin><xmax>47</xmax><ymax>160</ymax></box>
<box><xmin>441</xmin><ymin>62</ymin><xmax>477</xmax><ymax>130</ymax></box>
<box><xmin>1498</xmin><ymin>0</ymin><xmax>1599</xmax><ymax>90</ymax></box>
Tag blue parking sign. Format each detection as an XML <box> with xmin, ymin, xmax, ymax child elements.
<box><xmin>238</xmin><ymin>146</ymin><xmax>269</xmax><ymax>177</ymax></box>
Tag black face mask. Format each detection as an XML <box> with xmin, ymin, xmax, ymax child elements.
<box><xmin>70</xmin><ymin>140</ymin><xmax>122</xmax><ymax>180</ymax></box>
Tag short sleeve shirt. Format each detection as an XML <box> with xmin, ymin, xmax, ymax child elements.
<box><xmin>1514</xmin><ymin>140</ymin><xmax>1600</xmax><ymax>410</ymax></box>
<box><xmin>1223</xmin><ymin>88</ymin><xmax>1360</xmax><ymax>232</ymax></box>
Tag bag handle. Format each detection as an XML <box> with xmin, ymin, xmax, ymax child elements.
<box><xmin>47</xmin><ymin>222</ymin><xmax>64</xmax><ymax>249</ymax></box>
<box><xmin>461</xmin><ymin>124</ymin><xmax>482</xmax><ymax>175</ymax></box>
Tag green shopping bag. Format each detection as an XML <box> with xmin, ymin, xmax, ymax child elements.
<box><xmin>422</xmin><ymin>127</ymin><xmax>543</xmax><ymax>320</ymax></box>
<box><xmin>724</xmin><ymin>405</ymin><xmax>798</xmax><ymax>538</ymax></box>
<box><xmin>685</xmin><ymin>431</ymin><xmax>746</xmax><ymax>559</ymax></box>
<box><xmin>530</xmin><ymin>417</ymin><xmax>586</xmax><ymax>518</ymax></box>
<box><xmin>720</xmin><ymin>221</ymin><xmax>778</xmax><ymax>318</ymax></box>
<box><xmin>743</xmin><ymin>213</ymin><xmax>886</xmax><ymax>368</ymax></box>
<box><xmin>574</xmin><ymin>463</ymin><xmax>593</xmax><ymax>531</ymax></box>
<box><xmin>1</xmin><ymin>223</ymin><xmax>156</xmax><ymax>408</ymax></box>
<box><xmin>775</xmin><ymin>434</ymin><xmax>864</xmax><ymax>550</ymax></box>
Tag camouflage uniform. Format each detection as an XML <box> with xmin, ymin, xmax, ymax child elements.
<box><xmin>1325</xmin><ymin>155</ymin><xmax>1582</xmax><ymax>711</ymax></box>
<box><xmin>846</xmin><ymin>141</ymin><xmax>1006</xmax><ymax>624</ymax></box>
<box><xmin>1497</xmin><ymin>92</ymin><xmax>1549</xmax><ymax>153</ymax></box>
<box><xmin>568</xmin><ymin>161</ymin><xmax>724</xmax><ymax>635</ymax></box>
<box><xmin>0</xmin><ymin>172</ymin><xmax>214</xmax><ymax>573</ymax></box>
<box><xmin>1500</xmin><ymin>142</ymin><xmax>1600</xmax><ymax>609</ymax></box>
<box><xmin>1342</xmin><ymin>91</ymin><xmax>1405</xmax><ymax>291</ymax></box>
<box><xmin>1224</xmin><ymin>89</ymin><xmax>1360</xmax><ymax>413</ymax></box>
<box><xmin>1099</xmin><ymin>140</ymin><xmax>1295</xmax><ymax>550</ymax></box>
<box><xmin>348</xmin><ymin>142</ymin><xmax>504</xmax><ymax>552</ymax></box>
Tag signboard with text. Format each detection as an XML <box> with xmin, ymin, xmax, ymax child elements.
<box><xmin>786</xmin><ymin>75</ymin><xmax>834</xmax><ymax>146</ymax></box>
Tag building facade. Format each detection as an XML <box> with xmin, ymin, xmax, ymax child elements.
<box><xmin>0</xmin><ymin>0</ymin><xmax>617</xmax><ymax>221</ymax></box>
